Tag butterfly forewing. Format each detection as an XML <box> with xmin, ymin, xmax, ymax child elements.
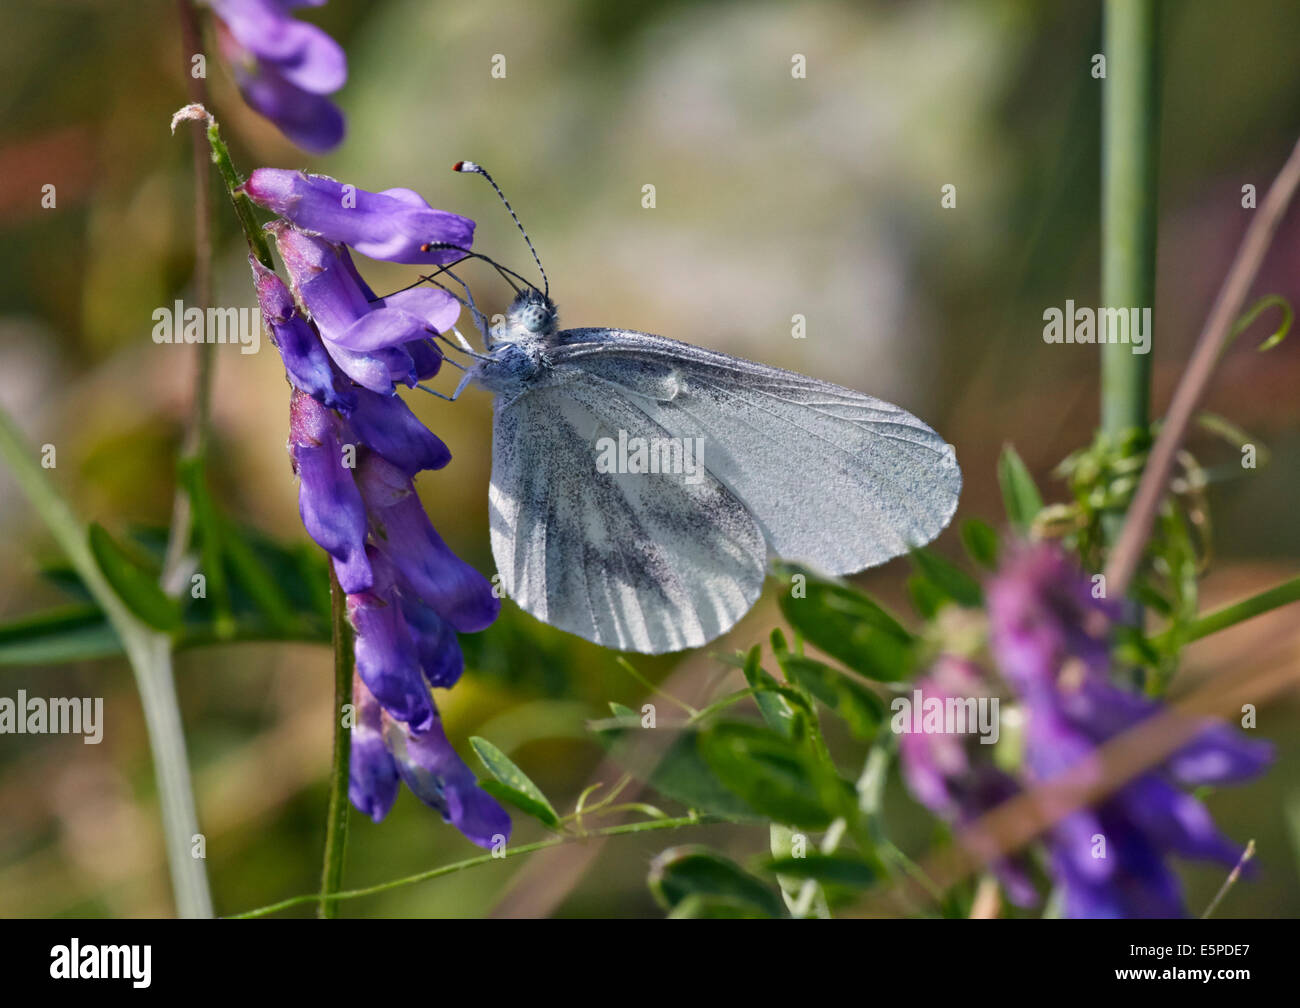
<box><xmin>545</xmin><ymin>328</ymin><xmax>962</xmax><ymax>575</ymax></box>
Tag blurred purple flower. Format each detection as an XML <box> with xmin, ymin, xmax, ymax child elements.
<box><xmin>988</xmin><ymin>541</ymin><xmax>1273</xmax><ymax>918</ymax></box>
<box><xmin>897</xmin><ymin>656</ymin><xmax>1037</xmax><ymax>907</ymax></box>
<box><xmin>245</xmin><ymin>169</ymin><xmax>474</xmax><ymax>265</ymax></box>
<box><xmin>207</xmin><ymin>0</ymin><xmax>347</xmax><ymax>154</ymax></box>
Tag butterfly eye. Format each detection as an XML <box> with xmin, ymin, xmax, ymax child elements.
<box><xmin>522</xmin><ymin>305</ymin><xmax>549</xmax><ymax>332</ymax></box>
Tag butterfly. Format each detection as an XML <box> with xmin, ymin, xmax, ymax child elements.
<box><xmin>429</xmin><ymin>164</ymin><xmax>961</xmax><ymax>654</ymax></box>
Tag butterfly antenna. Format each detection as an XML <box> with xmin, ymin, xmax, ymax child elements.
<box><xmin>418</xmin><ymin>242</ymin><xmax>529</xmax><ymax>295</ymax></box>
<box><xmin>452</xmin><ymin>160</ymin><xmax>548</xmax><ymax>297</ymax></box>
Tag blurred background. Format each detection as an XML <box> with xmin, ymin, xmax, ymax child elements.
<box><xmin>1</xmin><ymin>0</ymin><xmax>1299</xmax><ymax>917</ymax></box>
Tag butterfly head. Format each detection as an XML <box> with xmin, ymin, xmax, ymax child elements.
<box><xmin>501</xmin><ymin>288</ymin><xmax>558</xmax><ymax>342</ymax></box>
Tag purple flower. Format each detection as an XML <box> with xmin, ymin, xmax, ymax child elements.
<box><xmin>288</xmin><ymin>387</ymin><xmax>370</xmax><ymax>593</ymax></box>
<box><xmin>270</xmin><ymin>222</ymin><xmax>461</xmax><ymax>394</ymax></box>
<box><xmin>208</xmin><ymin>0</ymin><xmax>346</xmax><ymax>154</ymax></box>
<box><xmin>897</xmin><ymin>657</ymin><xmax>1037</xmax><ymax>907</ymax></box>
<box><xmin>357</xmin><ymin>453</ymin><xmax>500</xmax><ymax>633</ymax></box>
<box><xmin>245</xmin><ymin>169</ymin><xmax>474</xmax><ymax>265</ymax></box>
<box><xmin>253</xmin><ymin>257</ymin><xmax>355</xmax><ymax>411</ymax></box>
<box><xmin>988</xmin><ymin>541</ymin><xmax>1273</xmax><ymax>918</ymax></box>
<box><xmin>346</xmin><ymin>388</ymin><xmax>450</xmax><ymax>477</ymax></box>
<box><xmin>347</xmin><ymin>547</ymin><xmax>436</xmax><ymax>732</ymax></box>
<box><xmin>349</xmin><ymin>672</ymin><xmax>399</xmax><ymax>821</ymax></box>
<box><xmin>350</xmin><ymin>675</ymin><xmax>511</xmax><ymax>849</ymax></box>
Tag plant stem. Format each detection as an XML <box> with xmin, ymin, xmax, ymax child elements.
<box><xmin>1105</xmin><ymin>134</ymin><xmax>1300</xmax><ymax>594</ymax></box>
<box><xmin>1100</xmin><ymin>0</ymin><xmax>1161</xmax><ymax>516</ymax></box>
<box><xmin>0</xmin><ymin>407</ymin><xmax>212</xmax><ymax>917</ymax></box>
<box><xmin>1154</xmin><ymin>573</ymin><xmax>1300</xmax><ymax>647</ymax></box>
<box><xmin>318</xmin><ymin>568</ymin><xmax>354</xmax><ymax>917</ymax></box>
<box><xmin>235</xmin><ymin>813</ymin><xmax>714</xmax><ymax>919</ymax></box>
<box><xmin>161</xmin><ymin>0</ymin><xmax>216</xmax><ymax>592</ymax></box>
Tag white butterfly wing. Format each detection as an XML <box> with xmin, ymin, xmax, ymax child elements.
<box><xmin>489</xmin><ymin>378</ymin><xmax>767</xmax><ymax>654</ymax></box>
<box><xmin>543</xmin><ymin>328</ymin><xmax>962</xmax><ymax>576</ymax></box>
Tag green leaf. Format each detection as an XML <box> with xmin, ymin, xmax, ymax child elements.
<box><xmin>907</xmin><ymin>573</ymin><xmax>945</xmax><ymax>620</ymax></box>
<box><xmin>177</xmin><ymin>455</ymin><xmax>231</xmax><ymax>626</ymax></box>
<box><xmin>741</xmin><ymin>644</ymin><xmax>795</xmax><ymax>736</ymax></box>
<box><xmin>778</xmin><ymin>572</ymin><xmax>915</xmax><ymax>682</ymax></box>
<box><xmin>649</xmin><ymin>846</ymin><xmax>784</xmax><ymax>917</ymax></box>
<box><xmin>665</xmin><ymin>894</ymin><xmax>773</xmax><ymax>918</ymax></box>
<box><xmin>775</xmin><ymin>653</ymin><xmax>883</xmax><ymax>741</ymax></box>
<box><xmin>0</xmin><ymin>604</ymin><xmax>123</xmax><ymax>664</ymax></box>
<box><xmin>469</xmin><ymin>736</ymin><xmax>559</xmax><ymax>827</ymax></box>
<box><xmin>959</xmin><ymin>518</ymin><xmax>1000</xmax><ymax>569</ymax></box>
<box><xmin>87</xmin><ymin>524</ymin><xmax>181</xmax><ymax>632</ymax></box>
<box><xmin>910</xmin><ymin>547</ymin><xmax>983</xmax><ymax>608</ymax></box>
<box><xmin>997</xmin><ymin>444</ymin><xmax>1043</xmax><ymax>534</ymax></box>
<box><xmin>631</xmin><ymin>728</ymin><xmax>760</xmax><ymax>821</ymax></box>
<box><xmin>763</xmin><ymin>854</ymin><xmax>876</xmax><ymax>888</ymax></box>
<box><xmin>608</xmin><ymin>701</ymin><xmax>638</xmax><ymax>719</ymax></box>
<box><xmin>699</xmin><ymin>721</ymin><xmax>850</xmax><ymax>829</ymax></box>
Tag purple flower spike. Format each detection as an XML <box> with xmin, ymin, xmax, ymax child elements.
<box><xmin>288</xmin><ymin>388</ymin><xmax>370</xmax><ymax>592</ymax></box>
<box><xmin>252</xmin><ymin>257</ymin><xmax>355</xmax><ymax>411</ymax></box>
<box><xmin>347</xmin><ymin>548</ymin><xmax>436</xmax><ymax>732</ymax></box>
<box><xmin>209</xmin><ymin>0</ymin><xmax>347</xmax><ymax>154</ymax></box>
<box><xmin>358</xmin><ymin>454</ymin><xmax>501</xmax><ymax>632</ymax></box>
<box><xmin>347</xmin><ymin>388</ymin><xmax>451</xmax><ymax>476</ymax></box>
<box><xmin>381</xmin><ymin>713</ymin><xmax>511</xmax><ymax>849</ymax></box>
<box><xmin>245</xmin><ymin>169</ymin><xmax>475</xmax><ymax>265</ymax></box>
<box><xmin>349</xmin><ymin>675</ymin><xmax>400</xmax><ymax>822</ymax></box>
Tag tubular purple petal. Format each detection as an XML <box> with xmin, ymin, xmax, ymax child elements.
<box><xmin>358</xmin><ymin>454</ymin><xmax>500</xmax><ymax>632</ymax></box>
<box><xmin>346</xmin><ymin>548</ymin><xmax>435</xmax><ymax>732</ymax></box>
<box><xmin>349</xmin><ymin>675</ymin><xmax>400</xmax><ymax>822</ymax></box>
<box><xmin>245</xmin><ymin>169</ymin><xmax>475</xmax><ymax>265</ymax></box>
<box><xmin>380</xmin><ymin>713</ymin><xmax>511</xmax><ymax>849</ymax></box>
<box><xmin>288</xmin><ymin>388</ymin><xmax>370</xmax><ymax>592</ymax></box>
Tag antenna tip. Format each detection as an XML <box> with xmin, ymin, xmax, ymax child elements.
<box><xmin>454</xmin><ymin>160</ymin><xmax>481</xmax><ymax>174</ymax></box>
<box><xmin>451</xmin><ymin>161</ymin><xmax>465</xmax><ymax>172</ymax></box>
<box><xmin>419</xmin><ymin>242</ymin><xmax>432</xmax><ymax>253</ymax></box>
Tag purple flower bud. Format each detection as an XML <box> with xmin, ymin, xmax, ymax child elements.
<box><xmin>358</xmin><ymin>453</ymin><xmax>500</xmax><ymax>632</ymax></box>
<box><xmin>349</xmin><ymin>674</ymin><xmax>399</xmax><ymax>822</ymax></box>
<box><xmin>347</xmin><ymin>548</ymin><xmax>436</xmax><ymax>732</ymax></box>
<box><xmin>288</xmin><ymin>388</ymin><xmax>370</xmax><ymax>592</ymax></box>
<box><xmin>245</xmin><ymin>169</ymin><xmax>474</xmax><ymax>264</ymax></box>
<box><xmin>381</xmin><ymin>712</ymin><xmax>511</xmax><ymax>849</ymax></box>
<box><xmin>252</xmin><ymin>256</ymin><xmax>355</xmax><ymax>411</ymax></box>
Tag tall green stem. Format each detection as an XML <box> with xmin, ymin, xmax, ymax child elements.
<box><xmin>319</xmin><ymin>570</ymin><xmax>354</xmax><ymax>917</ymax></box>
<box><xmin>0</xmin><ymin>408</ymin><xmax>212</xmax><ymax>917</ymax></box>
<box><xmin>1100</xmin><ymin>1</ymin><xmax>1160</xmax><ymax>476</ymax></box>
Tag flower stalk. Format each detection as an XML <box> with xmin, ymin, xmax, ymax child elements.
<box><xmin>1100</xmin><ymin>0</ymin><xmax>1160</xmax><ymax>537</ymax></box>
<box><xmin>319</xmin><ymin>569</ymin><xmax>354</xmax><ymax>917</ymax></box>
